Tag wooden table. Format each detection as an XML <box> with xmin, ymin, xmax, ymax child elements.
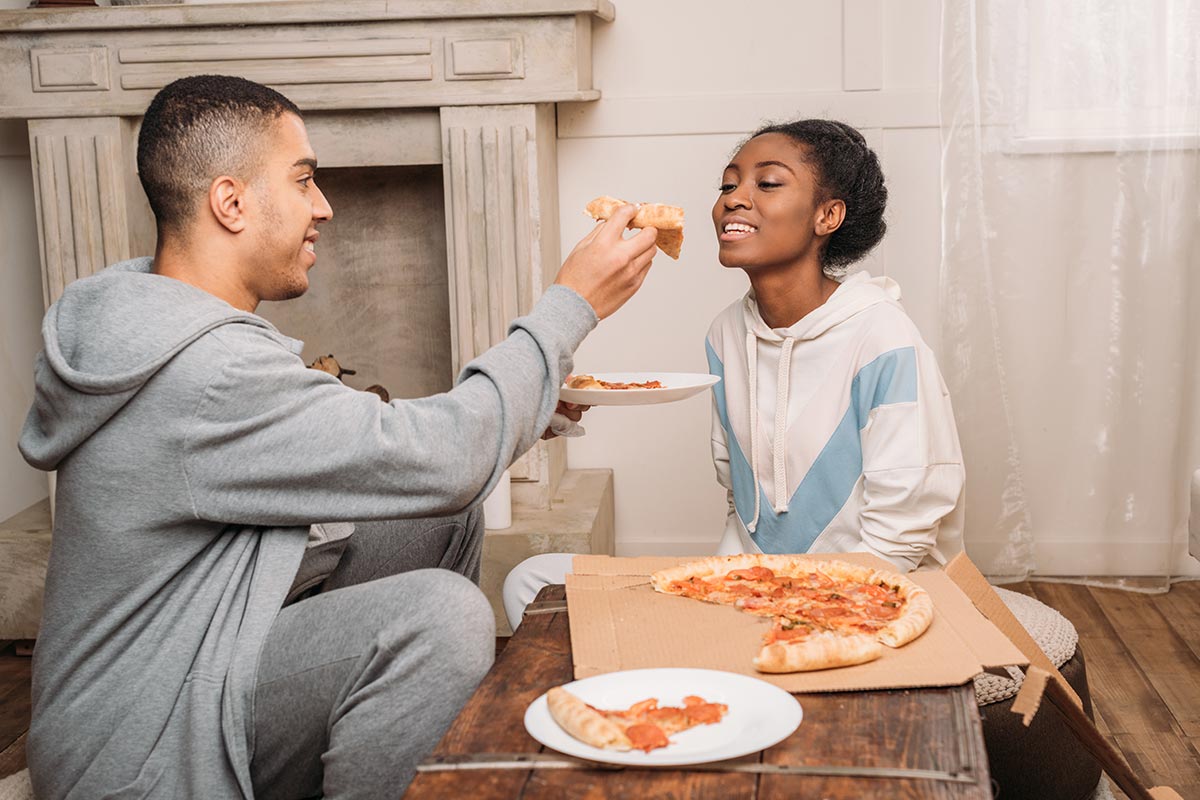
<box><xmin>406</xmin><ymin>586</ymin><xmax>993</xmax><ymax>799</ymax></box>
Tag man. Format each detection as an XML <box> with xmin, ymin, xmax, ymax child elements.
<box><xmin>19</xmin><ymin>75</ymin><xmax>657</xmax><ymax>799</ymax></box>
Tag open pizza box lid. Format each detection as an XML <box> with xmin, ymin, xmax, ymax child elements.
<box><xmin>566</xmin><ymin>551</ymin><xmax>1028</xmax><ymax>693</ymax></box>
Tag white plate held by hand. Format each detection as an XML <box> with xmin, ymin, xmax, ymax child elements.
<box><xmin>524</xmin><ymin>667</ymin><xmax>802</xmax><ymax>766</ymax></box>
<box><xmin>560</xmin><ymin>372</ymin><xmax>720</xmax><ymax>407</ymax></box>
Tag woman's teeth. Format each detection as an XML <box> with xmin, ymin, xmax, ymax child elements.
<box><xmin>724</xmin><ymin>223</ymin><xmax>757</xmax><ymax>233</ymax></box>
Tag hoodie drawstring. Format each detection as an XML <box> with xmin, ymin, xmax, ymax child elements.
<box><xmin>744</xmin><ymin>331</ymin><xmax>794</xmax><ymax>533</ymax></box>
<box><xmin>772</xmin><ymin>337</ymin><xmax>794</xmax><ymax>513</ymax></box>
<box><xmin>745</xmin><ymin>332</ymin><xmax>761</xmax><ymax>532</ymax></box>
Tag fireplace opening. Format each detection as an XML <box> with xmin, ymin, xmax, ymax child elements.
<box><xmin>257</xmin><ymin>164</ymin><xmax>452</xmax><ymax>400</ymax></box>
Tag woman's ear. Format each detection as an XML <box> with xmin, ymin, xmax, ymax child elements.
<box><xmin>209</xmin><ymin>175</ymin><xmax>247</xmax><ymax>233</ymax></box>
<box><xmin>815</xmin><ymin>198</ymin><xmax>846</xmax><ymax>237</ymax></box>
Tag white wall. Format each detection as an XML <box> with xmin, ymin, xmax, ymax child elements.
<box><xmin>0</xmin><ymin>118</ymin><xmax>50</xmax><ymax>521</ymax></box>
<box><xmin>556</xmin><ymin>0</ymin><xmax>944</xmax><ymax>555</ymax></box>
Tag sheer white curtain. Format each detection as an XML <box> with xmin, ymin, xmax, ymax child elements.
<box><xmin>939</xmin><ymin>0</ymin><xmax>1200</xmax><ymax>587</ymax></box>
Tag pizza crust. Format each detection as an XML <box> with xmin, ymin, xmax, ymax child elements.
<box><xmin>585</xmin><ymin>195</ymin><xmax>685</xmax><ymax>259</ymax></box>
<box><xmin>794</xmin><ymin>558</ymin><xmax>934</xmax><ymax>648</ymax></box>
<box><xmin>876</xmin><ymin>584</ymin><xmax>933</xmax><ymax>647</ymax></box>
<box><xmin>754</xmin><ymin>630</ymin><xmax>884</xmax><ymax>673</ymax></box>
<box><xmin>546</xmin><ymin>687</ymin><xmax>632</xmax><ymax>751</ymax></box>
<box><xmin>566</xmin><ymin>374</ymin><xmax>604</xmax><ymax>390</ymax></box>
<box><xmin>650</xmin><ymin>554</ymin><xmax>766</xmax><ymax>592</ymax></box>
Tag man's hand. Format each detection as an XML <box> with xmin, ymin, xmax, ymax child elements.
<box><xmin>542</xmin><ymin>401</ymin><xmax>590</xmax><ymax>440</ymax></box>
<box><xmin>554</xmin><ymin>204</ymin><xmax>658</xmax><ymax>320</ymax></box>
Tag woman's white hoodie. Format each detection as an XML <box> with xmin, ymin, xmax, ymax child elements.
<box><xmin>706</xmin><ymin>271</ymin><xmax>965</xmax><ymax>571</ymax></box>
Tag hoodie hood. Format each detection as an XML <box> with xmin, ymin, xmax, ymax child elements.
<box><xmin>20</xmin><ymin>257</ymin><xmax>280</xmax><ymax>470</ymax></box>
<box><xmin>741</xmin><ymin>270</ymin><xmax>903</xmax><ymax>343</ymax></box>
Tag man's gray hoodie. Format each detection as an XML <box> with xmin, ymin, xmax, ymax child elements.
<box><xmin>19</xmin><ymin>257</ymin><xmax>596</xmax><ymax>799</ymax></box>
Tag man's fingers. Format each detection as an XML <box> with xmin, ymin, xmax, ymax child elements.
<box><xmin>598</xmin><ymin>203</ymin><xmax>640</xmax><ymax>241</ymax></box>
<box><xmin>631</xmin><ymin>245</ymin><xmax>656</xmax><ymax>276</ymax></box>
<box><xmin>626</xmin><ymin>225</ymin><xmax>658</xmax><ymax>256</ymax></box>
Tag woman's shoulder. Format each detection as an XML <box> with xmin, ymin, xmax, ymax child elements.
<box><xmin>853</xmin><ymin>297</ymin><xmax>930</xmax><ymax>347</ymax></box>
<box><xmin>705</xmin><ymin>294</ymin><xmax>750</xmax><ymax>342</ymax></box>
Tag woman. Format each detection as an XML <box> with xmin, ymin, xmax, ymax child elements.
<box><xmin>504</xmin><ymin>119</ymin><xmax>964</xmax><ymax>632</ymax></box>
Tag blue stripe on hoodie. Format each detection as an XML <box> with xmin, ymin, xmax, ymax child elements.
<box><xmin>708</xmin><ymin>342</ymin><xmax>918</xmax><ymax>553</ymax></box>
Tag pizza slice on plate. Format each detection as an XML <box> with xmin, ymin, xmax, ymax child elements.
<box><xmin>546</xmin><ymin>687</ymin><xmax>727</xmax><ymax>752</ymax></box>
<box><xmin>566</xmin><ymin>374</ymin><xmax>665</xmax><ymax>390</ymax></box>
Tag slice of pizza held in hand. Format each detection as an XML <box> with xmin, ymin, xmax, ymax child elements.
<box><xmin>585</xmin><ymin>195</ymin><xmax>685</xmax><ymax>259</ymax></box>
<box><xmin>651</xmin><ymin>555</ymin><xmax>934</xmax><ymax>673</ymax></box>
<box><xmin>546</xmin><ymin>687</ymin><xmax>728</xmax><ymax>752</ymax></box>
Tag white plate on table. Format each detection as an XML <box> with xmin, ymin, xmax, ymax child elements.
<box><xmin>523</xmin><ymin>667</ymin><xmax>802</xmax><ymax>766</ymax></box>
<box><xmin>560</xmin><ymin>372</ymin><xmax>720</xmax><ymax>407</ymax></box>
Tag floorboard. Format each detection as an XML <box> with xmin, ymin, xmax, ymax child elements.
<box><xmin>1032</xmin><ymin>581</ymin><xmax>1200</xmax><ymax>795</ymax></box>
<box><xmin>1151</xmin><ymin>581</ymin><xmax>1200</xmax><ymax>662</ymax></box>
<box><xmin>1088</xmin><ymin>585</ymin><xmax>1200</xmax><ymax>740</ymax></box>
<box><xmin>0</xmin><ymin>642</ymin><xmax>31</xmax><ymax>759</ymax></box>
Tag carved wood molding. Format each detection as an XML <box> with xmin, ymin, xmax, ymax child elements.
<box><xmin>28</xmin><ymin>117</ymin><xmax>130</xmax><ymax>308</ymax></box>
<box><xmin>0</xmin><ymin>0</ymin><xmax>615</xmax><ymax>30</ymax></box>
<box><xmin>443</xmin><ymin>111</ymin><xmax>531</xmax><ymax>373</ymax></box>
<box><xmin>440</xmin><ymin>104</ymin><xmax>563</xmax><ymax>490</ymax></box>
<box><xmin>0</xmin><ymin>4</ymin><xmax>606</xmax><ymax>119</ymax></box>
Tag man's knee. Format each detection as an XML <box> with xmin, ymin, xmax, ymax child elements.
<box><xmin>382</xmin><ymin>569</ymin><xmax>494</xmax><ymax>681</ymax></box>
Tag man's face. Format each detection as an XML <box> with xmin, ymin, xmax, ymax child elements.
<box><xmin>244</xmin><ymin>112</ymin><xmax>332</xmax><ymax>302</ymax></box>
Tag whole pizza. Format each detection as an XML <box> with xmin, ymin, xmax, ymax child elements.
<box><xmin>650</xmin><ymin>555</ymin><xmax>934</xmax><ymax>673</ymax></box>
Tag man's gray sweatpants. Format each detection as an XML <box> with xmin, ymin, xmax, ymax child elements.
<box><xmin>248</xmin><ymin>510</ymin><xmax>494</xmax><ymax>799</ymax></box>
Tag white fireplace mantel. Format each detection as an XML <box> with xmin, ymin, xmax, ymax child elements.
<box><xmin>0</xmin><ymin>0</ymin><xmax>613</xmax><ymax>119</ymax></box>
<box><xmin>0</xmin><ymin>0</ymin><xmax>616</xmax><ymax>506</ymax></box>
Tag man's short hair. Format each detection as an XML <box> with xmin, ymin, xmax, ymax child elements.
<box><xmin>137</xmin><ymin>75</ymin><xmax>301</xmax><ymax>235</ymax></box>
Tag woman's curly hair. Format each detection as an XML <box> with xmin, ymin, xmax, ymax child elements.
<box><xmin>749</xmin><ymin>119</ymin><xmax>887</xmax><ymax>276</ymax></box>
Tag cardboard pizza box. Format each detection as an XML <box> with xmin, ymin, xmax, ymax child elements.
<box><xmin>565</xmin><ymin>551</ymin><xmax>1027</xmax><ymax>694</ymax></box>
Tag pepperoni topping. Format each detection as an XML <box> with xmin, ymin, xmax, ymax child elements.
<box><xmin>624</xmin><ymin>698</ymin><xmax>658</xmax><ymax>717</ymax></box>
<box><xmin>684</xmin><ymin>702</ymin><xmax>726</xmax><ymax>724</ymax></box>
<box><xmin>625</xmin><ymin>723</ymin><xmax>670</xmax><ymax>752</ymax></box>
<box><xmin>668</xmin><ymin>560</ymin><xmax>912</xmax><ymax>646</ymax></box>
<box><xmin>645</xmin><ymin>707</ymin><xmax>685</xmax><ymax>723</ymax></box>
<box><xmin>591</xmin><ymin>694</ymin><xmax>730</xmax><ymax>752</ymax></box>
<box><xmin>727</xmin><ymin>566</ymin><xmax>776</xmax><ymax>582</ymax></box>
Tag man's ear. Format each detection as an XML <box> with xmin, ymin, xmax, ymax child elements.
<box><xmin>815</xmin><ymin>199</ymin><xmax>846</xmax><ymax>237</ymax></box>
<box><xmin>209</xmin><ymin>175</ymin><xmax>247</xmax><ymax>233</ymax></box>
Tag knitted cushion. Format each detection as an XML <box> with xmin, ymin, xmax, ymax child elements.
<box><xmin>973</xmin><ymin>585</ymin><xmax>1079</xmax><ymax>706</ymax></box>
<box><xmin>0</xmin><ymin>769</ymin><xmax>32</xmax><ymax>800</ymax></box>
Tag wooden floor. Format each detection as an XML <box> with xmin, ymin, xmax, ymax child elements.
<box><xmin>3</xmin><ymin>580</ymin><xmax>1200</xmax><ymax>796</ymax></box>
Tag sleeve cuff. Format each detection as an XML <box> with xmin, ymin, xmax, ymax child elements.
<box><xmin>517</xmin><ymin>284</ymin><xmax>599</xmax><ymax>354</ymax></box>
